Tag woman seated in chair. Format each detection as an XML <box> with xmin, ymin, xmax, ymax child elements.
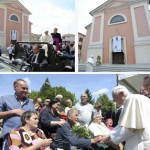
<box><xmin>88</xmin><ymin>112</ymin><xmax>122</xmax><ymax>150</ymax></box>
<box><xmin>8</xmin><ymin>111</ymin><xmax>52</xmax><ymax>150</ymax></box>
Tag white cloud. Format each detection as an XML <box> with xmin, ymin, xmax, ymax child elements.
<box><xmin>23</xmin><ymin>78</ymin><xmax>32</xmax><ymax>86</ymax></box>
<box><xmin>19</xmin><ymin>0</ymin><xmax>75</xmax><ymax>35</ymax></box>
<box><xmin>77</xmin><ymin>0</ymin><xmax>107</xmax><ymax>34</ymax></box>
<box><xmin>92</xmin><ymin>88</ymin><xmax>109</xmax><ymax>97</ymax></box>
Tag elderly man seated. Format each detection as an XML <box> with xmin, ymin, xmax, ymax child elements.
<box><xmin>54</xmin><ymin>108</ymin><xmax>102</xmax><ymax>150</ymax></box>
<box><xmin>88</xmin><ymin>112</ymin><xmax>121</xmax><ymax>150</ymax></box>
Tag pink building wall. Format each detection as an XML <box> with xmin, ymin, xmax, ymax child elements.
<box><xmin>29</xmin><ymin>22</ymin><xmax>32</xmax><ymax>40</ymax></box>
<box><xmin>92</xmin><ymin>16</ymin><xmax>101</xmax><ymax>42</ymax></box>
<box><xmin>134</xmin><ymin>6</ymin><xmax>150</xmax><ymax>37</ymax></box>
<box><xmin>24</xmin><ymin>16</ymin><xmax>28</xmax><ymax>34</ymax></box>
<box><xmin>103</xmin><ymin>8</ymin><xmax>135</xmax><ymax>64</ymax></box>
<box><xmin>6</xmin><ymin>9</ymin><xmax>22</xmax><ymax>46</ymax></box>
<box><xmin>0</xmin><ymin>8</ymin><xmax>5</xmax><ymax>31</ymax></box>
<box><xmin>82</xmin><ymin>26</ymin><xmax>91</xmax><ymax>63</ymax></box>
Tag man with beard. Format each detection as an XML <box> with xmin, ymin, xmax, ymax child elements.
<box><xmin>0</xmin><ymin>79</ymin><xmax>35</xmax><ymax>150</ymax></box>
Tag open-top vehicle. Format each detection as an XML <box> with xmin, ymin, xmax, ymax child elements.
<box><xmin>0</xmin><ymin>42</ymin><xmax>73</xmax><ymax>72</ymax></box>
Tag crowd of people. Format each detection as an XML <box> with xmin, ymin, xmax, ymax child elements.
<box><xmin>0</xmin><ymin>28</ymin><xmax>75</xmax><ymax>71</ymax></box>
<box><xmin>0</xmin><ymin>76</ymin><xmax>150</xmax><ymax>150</ymax></box>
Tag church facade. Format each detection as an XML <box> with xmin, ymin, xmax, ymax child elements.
<box><xmin>0</xmin><ymin>0</ymin><xmax>31</xmax><ymax>50</ymax></box>
<box><xmin>81</xmin><ymin>0</ymin><xmax>150</xmax><ymax>65</ymax></box>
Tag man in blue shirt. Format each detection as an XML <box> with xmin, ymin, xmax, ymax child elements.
<box><xmin>54</xmin><ymin>108</ymin><xmax>102</xmax><ymax>150</ymax></box>
<box><xmin>0</xmin><ymin>79</ymin><xmax>35</xmax><ymax>150</ymax></box>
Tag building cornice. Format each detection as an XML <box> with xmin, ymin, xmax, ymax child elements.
<box><xmin>90</xmin><ymin>0</ymin><xmax>148</xmax><ymax>16</ymax></box>
<box><xmin>0</xmin><ymin>0</ymin><xmax>31</xmax><ymax>15</ymax></box>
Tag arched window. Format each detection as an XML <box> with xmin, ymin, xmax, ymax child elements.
<box><xmin>10</xmin><ymin>15</ymin><xmax>19</xmax><ymax>22</ymax></box>
<box><xmin>110</xmin><ymin>15</ymin><xmax>125</xmax><ymax>24</ymax></box>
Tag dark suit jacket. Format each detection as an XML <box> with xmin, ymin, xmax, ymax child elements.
<box><xmin>39</xmin><ymin>107</ymin><xmax>61</xmax><ymax>138</ymax></box>
<box><xmin>31</xmin><ymin>52</ymin><xmax>48</xmax><ymax>67</ymax></box>
<box><xmin>54</xmin><ymin>121</ymin><xmax>91</xmax><ymax>150</ymax></box>
<box><xmin>51</xmin><ymin>33</ymin><xmax>62</xmax><ymax>43</ymax></box>
<box><xmin>115</xmin><ymin>107</ymin><xmax>122</xmax><ymax>126</ymax></box>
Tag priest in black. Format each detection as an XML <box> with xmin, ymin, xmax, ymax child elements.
<box><xmin>51</xmin><ymin>28</ymin><xmax>62</xmax><ymax>51</ymax></box>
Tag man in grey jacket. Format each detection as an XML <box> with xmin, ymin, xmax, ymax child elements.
<box><xmin>54</xmin><ymin>108</ymin><xmax>102</xmax><ymax>150</ymax></box>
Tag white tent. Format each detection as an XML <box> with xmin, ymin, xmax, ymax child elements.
<box><xmin>118</xmin><ymin>74</ymin><xmax>150</xmax><ymax>94</ymax></box>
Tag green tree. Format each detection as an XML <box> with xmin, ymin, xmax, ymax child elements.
<box><xmin>29</xmin><ymin>90</ymin><xmax>39</xmax><ymax>100</ymax></box>
<box><xmin>85</xmin><ymin>89</ymin><xmax>95</xmax><ymax>104</ymax></box>
<box><xmin>38</xmin><ymin>78</ymin><xmax>53</xmax><ymax>102</ymax></box>
<box><xmin>97</xmin><ymin>94</ymin><xmax>115</xmax><ymax>117</ymax></box>
<box><xmin>54</xmin><ymin>86</ymin><xmax>76</xmax><ymax>106</ymax></box>
<box><xmin>29</xmin><ymin>78</ymin><xmax>77</xmax><ymax>106</ymax></box>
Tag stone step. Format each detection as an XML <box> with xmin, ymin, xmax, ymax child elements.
<box><xmin>78</xmin><ymin>64</ymin><xmax>150</xmax><ymax>72</ymax></box>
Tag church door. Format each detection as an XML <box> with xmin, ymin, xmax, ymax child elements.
<box><xmin>112</xmin><ymin>36</ymin><xmax>125</xmax><ymax>64</ymax></box>
<box><xmin>112</xmin><ymin>52</ymin><xmax>124</xmax><ymax>64</ymax></box>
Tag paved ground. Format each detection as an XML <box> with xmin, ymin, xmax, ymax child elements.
<box><xmin>0</xmin><ymin>52</ymin><xmax>17</xmax><ymax>72</ymax></box>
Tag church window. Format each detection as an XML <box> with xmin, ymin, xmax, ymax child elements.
<box><xmin>10</xmin><ymin>15</ymin><xmax>19</xmax><ymax>22</ymax></box>
<box><xmin>110</xmin><ymin>15</ymin><xmax>125</xmax><ymax>24</ymax></box>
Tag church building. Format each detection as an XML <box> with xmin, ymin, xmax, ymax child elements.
<box><xmin>82</xmin><ymin>0</ymin><xmax>150</xmax><ymax>65</ymax></box>
<box><xmin>0</xmin><ymin>0</ymin><xmax>31</xmax><ymax>50</ymax></box>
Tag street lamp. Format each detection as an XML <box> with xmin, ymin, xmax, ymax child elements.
<box><xmin>116</xmin><ymin>74</ymin><xmax>119</xmax><ymax>86</ymax></box>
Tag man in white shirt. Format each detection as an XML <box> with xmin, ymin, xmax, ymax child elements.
<box><xmin>7</xmin><ymin>44</ymin><xmax>14</xmax><ymax>60</ymax></box>
<box><xmin>101</xmin><ymin>85</ymin><xmax>150</xmax><ymax>150</ymax></box>
<box><xmin>74</xmin><ymin>93</ymin><xmax>94</xmax><ymax>125</ymax></box>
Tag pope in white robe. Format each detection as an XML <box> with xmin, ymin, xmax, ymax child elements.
<box><xmin>102</xmin><ymin>86</ymin><xmax>150</xmax><ymax>150</ymax></box>
<box><xmin>86</xmin><ymin>55</ymin><xmax>95</xmax><ymax>72</ymax></box>
<box><xmin>39</xmin><ymin>31</ymin><xmax>53</xmax><ymax>57</ymax></box>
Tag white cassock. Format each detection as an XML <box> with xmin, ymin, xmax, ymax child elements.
<box><xmin>39</xmin><ymin>34</ymin><xmax>53</xmax><ymax>43</ymax></box>
<box><xmin>86</xmin><ymin>56</ymin><xmax>94</xmax><ymax>72</ymax></box>
<box><xmin>110</xmin><ymin>94</ymin><xmax>150</xmax><ymax>150</ymax></box>
<box><xmin>39</xmin><ymin>34</ymin><xmax>53</xmax><ymax>57</ymax></box>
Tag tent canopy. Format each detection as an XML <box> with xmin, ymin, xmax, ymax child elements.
<box><xmin>118</xmin><ymin>74</ymin><xmax>149</xmax><ymax>94</ymax></box>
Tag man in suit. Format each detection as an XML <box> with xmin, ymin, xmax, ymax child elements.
<box><xmin>30</xmin><ymin>44</ymin><xmax>48</xmax><ymax>71</ymax></box>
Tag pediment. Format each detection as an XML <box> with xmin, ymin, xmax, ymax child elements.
<box><xmin>0</xmin><ymin>0</ymin><xmax>31</xmax><ymax>14</ymax></box>
<box><xmin>90</xmin><ymin>0</ymin><xmax>130</xmax><ymax>16</ymax></box>
<box><xmin>107</xmin><ymin>0</ymin><xmax>129</xmax><ymax>9</ymax></box>
<box><xmin>7</xmin><ymin>3</ymin><xmax>22</xmax><ymax>11</ymax></box>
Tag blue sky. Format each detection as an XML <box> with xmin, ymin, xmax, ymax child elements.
<box><xmin>78</xmin><ymin>0</ymin><xmax>107</xmax><ymax>34</ymax></box>
<box><xmin>19</xmin><ymin>0</ymin><xmax>75</xmax><ymax>35</ymax></box>
<box><xmin>0</xmin><ymin>74</ymin><xmax>117</xmax><ymax>101</ymax></box>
